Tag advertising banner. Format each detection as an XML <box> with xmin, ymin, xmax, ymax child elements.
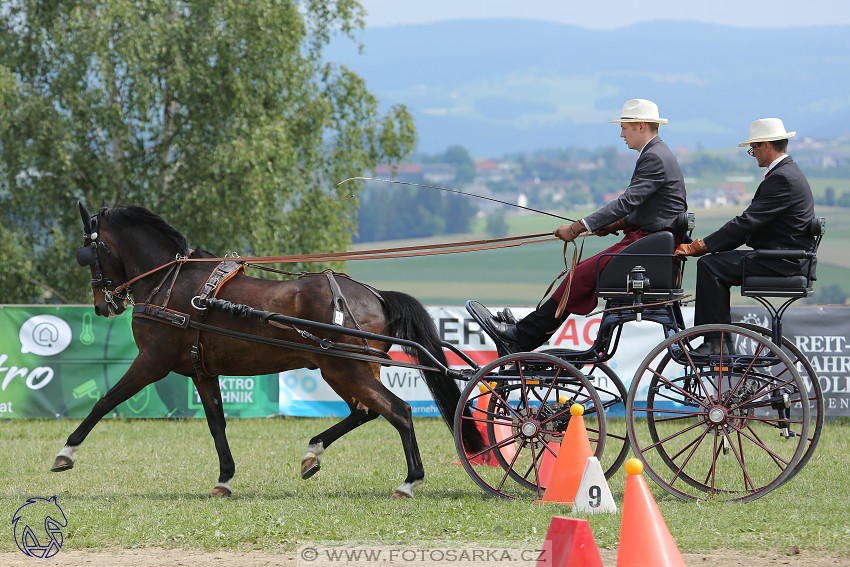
<box><xmin>0</xmin><ymin>306</ymin><xmax>279</xmax><ymax>419</ymax></box>
<box><xmin>731</xmin><ymin>305</ymin><xmax>850</xmax><ymax>415</ymax></box>
<box><xmin>279</xmin><ymin>305</ymin><xmax>850</xmax><ymax>418</ymax></box>
<box><xmin>2</xmin><ymin>304</ymin><xmax>847</xmax><ymax>419</ymax></box>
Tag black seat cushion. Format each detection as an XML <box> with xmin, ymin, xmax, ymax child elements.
<box><xmin>741</xmin><ymin>275</ymin><xmax>811</xmax><ymax>297</ymax></box>
<box><xmin>743</xmin><ymin>275</ymin><xmax>809</xmax><ymax>289</ymax></box>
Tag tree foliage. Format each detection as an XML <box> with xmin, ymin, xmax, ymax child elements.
<box><xmin>356</xmin><ymin>185</ymin><xmax>477</xmax><ymax>242</ymax></box>
<box><xmin>0</xmin><ymin>0</ymin><xmax>415</xmax><ymax>303</ymax></box>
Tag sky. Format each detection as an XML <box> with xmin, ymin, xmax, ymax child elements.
<box><xmin>358</xmin><ymin>0</ymin><xmax>850</xmax><ymax>29</ymax></box>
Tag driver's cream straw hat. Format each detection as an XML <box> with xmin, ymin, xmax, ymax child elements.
<box><xmin>610</xmin><ymin>99</ymin><xmax>668</xmax><ymax>125</ymax></box>
<box><xmin>738</xmin><ymin>118</ymin><xmax>796</xmax><ymax>147</ymax></box>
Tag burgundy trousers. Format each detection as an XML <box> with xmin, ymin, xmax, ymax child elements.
<box><xmin>550</xmin><ymin>228</ymin><xmax>654</xmax><ymax>316</ymax></box>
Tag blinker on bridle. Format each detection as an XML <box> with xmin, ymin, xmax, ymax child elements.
<box><xmin>76</xmin><ymin>208</ymin><xmax>133</xmax><ymax>310</ymax></box>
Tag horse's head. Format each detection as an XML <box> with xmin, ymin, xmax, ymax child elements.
<box><xmin>76</xmin><ymin>202</ymin><xmax>131</xmax><ymax>317</ymax></box>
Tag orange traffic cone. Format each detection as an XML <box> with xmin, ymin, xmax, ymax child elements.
<box><xmin>537</xmin><ymin>440</ymin><xmax>561</xmax><ymax>487</ymax></box>
<box><xmin>454</xmin><ymin>382</ymin><xmax>503</xmax><ymax>467</ymax></box>
<box><xmin>617</xmin><ymin>458</ymin><xmax>686</xmax><ymax>567</ymax></box>
<box><xmin>536</xmin><ymin>516</ymin><xmax>603</xmax><ymax>567</ymax></box>
<box><xmin>538</xmin><ymin>404</ymin><xmax>594</xmax><ymax>505</ymax></box>
<box><xmin>537</xmin><ymin>395</ymin><xmax>568</xmax><ymax>487</ymax></box>
<box><xmin>492</xmin><ymin>411</ymin><xmax>517</xmax><ymax>463</ymax></box>
<box><xmin>479</xmin><ymin>382</ymin><xmax>518</xmax><ymax>465</ymax></box>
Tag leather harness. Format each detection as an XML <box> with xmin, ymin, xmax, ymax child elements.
<box><xmin>132</xmin><ymin>261</ymin><xmax>387</xmax><ymax>380</ymax></box>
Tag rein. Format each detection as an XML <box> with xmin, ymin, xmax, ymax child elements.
<box><xmin>531</xmin><ymin>237</ymin><xmax>588</xmax><ymax>314</ymax></box>
<box><xmin>111</xmin><ymin>231</ymin><xmax>560</xmax><ymax>295</ymax></box>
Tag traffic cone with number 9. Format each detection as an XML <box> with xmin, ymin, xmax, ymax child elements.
<box><xmin>538</xmin><ymin>403</ymin><xmax>593</xmax><ymax>505</ymax></box>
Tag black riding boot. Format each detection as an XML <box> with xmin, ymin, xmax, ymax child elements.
<box><xmin>514</xmin><ymin>298</ymin><xmax>569</xmax><ymax>350</ymax></box>
<box><xmin>483</xmin><ymin>298</ymin><xmax>569</xmax><ymax>353</ymax></box>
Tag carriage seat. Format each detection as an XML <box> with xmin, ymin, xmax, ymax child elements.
<box><xmin>596</xmin><ymin>230</ymin><xmax>684</xmax><ymax>301</ymax></box>
<box><xmin>740</xmin><ymin>217</ymin><xmax>825</xmax><ymax>299</ymax></box>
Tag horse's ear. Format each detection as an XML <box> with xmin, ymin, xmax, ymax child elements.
<box><xmin>101</xmin><ymin>199</ymin><xmax>108</xmax><ymax>209</ymax></box>
<box><xmin>78</xmin><ymin>202</ymin><xmax>93</xmax><ymax>233</ymax></box>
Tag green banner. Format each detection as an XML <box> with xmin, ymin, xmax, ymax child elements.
<box><xmin>0</xmin><ymin>305</ymin><xmax>279</xmax><ymax>419</ymax></box>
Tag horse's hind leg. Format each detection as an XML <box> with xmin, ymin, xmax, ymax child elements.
<box><xmin>321</xmin><ymin>363</ymin><xmax>425</xmax><ymax>498</ymax></box>
<box><xmin>301</xmin><ymin>402</ymin><xmax>379</xmax><ymax>480</ymax></box>
<box><xmin>51</xmin><ymin>358</ymin><xmax>168</xmax><ymax>472</ymax></box>
<box><xmin>192</xmin><ymin>374</ymin><xmax>235</xmax><ymax>497</ymax></box>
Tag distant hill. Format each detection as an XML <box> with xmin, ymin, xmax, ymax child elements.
<box><xmin>324</xmin><ymin>20</ymin><xmax>850</xmax><ymax>156</ymax></box>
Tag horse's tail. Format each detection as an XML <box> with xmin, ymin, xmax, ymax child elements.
<box><xmin>381</xmin><ymin>291</ymin><xmax>485</xmax><ymax>454</ymax></box>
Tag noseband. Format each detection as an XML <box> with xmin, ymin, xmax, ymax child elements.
<box><xmin>76</xmin><ymin>213</ymin><xmax>133</xmax><ymax>311</ymax></box>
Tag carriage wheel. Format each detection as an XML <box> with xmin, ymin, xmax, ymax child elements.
<box><xmin>454</xmin><ymin>352</ymin><xmax>606</xmax><ymax>499</ymax></box>
<box><xmin>645</xmin><ymin>324</ymin><xmax>822</xmax><ymax>491</ymax></box>
<box><xmin>627</xmin><ymin>324</ymin><xmax>810</xmax><ymax>502</ymax></box>
<box><xmin>735</xmin><ymin>323</ymin><xmax>823</xmax><ymax>480</ymax></box>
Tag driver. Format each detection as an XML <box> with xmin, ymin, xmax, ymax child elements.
<box><xmin>479</xmin><ymin>99</ymin><xmax>688</xmax><ymax>352</ymax></box>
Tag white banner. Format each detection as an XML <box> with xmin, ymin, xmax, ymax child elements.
<box><xmin>278</xmin><ymin>305</ymin><xmax>695</xmax><ymax>417</ymax></box>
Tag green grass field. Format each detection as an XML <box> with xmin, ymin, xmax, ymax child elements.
<box><xmin>348</xmin><ymin>204</ymin><xmax>850</xmax><ymax>306</ymax></box>
<box><xmin>1</xmin><ymin>417</ymin><xmax>847</xmax><ymax>554</ymax></box>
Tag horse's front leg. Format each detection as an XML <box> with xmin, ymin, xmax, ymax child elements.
<box><xmin>51</xmin><ymin>357</ymin><xmax>169</xmax><ymax>472</ymax></box>
<box><xmin>191</xmin><ymin>374</ymin><xmax>235</xmax><ymax>497</ymax></box>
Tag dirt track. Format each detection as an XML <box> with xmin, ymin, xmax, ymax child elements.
<box><xmin>1</xmin><ymin>546</ymin><xmax>847</xmax><ymax>567</ymax></box>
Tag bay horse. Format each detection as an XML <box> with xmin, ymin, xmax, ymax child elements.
<box><xmin>52</xmin><ymin>203</ymin><xmax>484</xmax><ymax>498</ymax></box>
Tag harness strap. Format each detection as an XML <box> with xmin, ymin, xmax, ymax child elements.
<box><xmin>555</xmin><ymin>238</ymin><xmax>585</xmax><ymax>318</ymax></box>
<box><xmin>187</xmin><ymin>320</ymin><xmax>442</xmax><ymax>373</ymax></box>
<box><xmin>132</xmin><ymin>303</ymin><xmax>440</xmax><ymax>373</ymax></box>
<box><xmin>143</xmin><ymin>262</ymin><xmax>180</xmax><ymax>306</ymax></box>
<box><xmin>111</xmin><ymin>232</ymin><xmax>556</xmax><ymax>295</ymax></box>
<box><xmin>189</xmin><ymin>260</ymin><xmax>247</xmax><ymax>379</ymax></box>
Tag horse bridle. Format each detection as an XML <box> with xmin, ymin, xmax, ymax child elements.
<box><xmin>76</xmin><ymin>208</ymin><xmax>133</xmax><ymax>311</ymax></box>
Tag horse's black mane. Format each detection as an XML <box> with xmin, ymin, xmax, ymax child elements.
<box><xmin>99</xmin><ymin>205</ymin><xmax>191</xmax><ymax>256</ymax></box>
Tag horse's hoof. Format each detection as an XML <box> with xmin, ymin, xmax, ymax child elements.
<box><xmin>209</xmin><ymin>485</ymin><xmax>232</xmax><ymax>497</ymax></box>
<box><xmin>50</xmin><ymin>456</ymin><xmax>74</xmax><ymax>472</ymax></box>
<box><xmin>392</xmin><ymin>490</ymin><xmax>412</xmax><ymax>499</ymax></box>
<box><xmin>301</xmin><ymin>456</ymin><xmax>321</xmax><ymax>480</ymax></box>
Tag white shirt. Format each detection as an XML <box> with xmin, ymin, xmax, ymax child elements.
<box><xmin>766</xmin><ymin>154</ymin><xmax>789</xmax><ymax>176</ymax></box>
<box><xmin>639</xmin><ymin>135</ymin><xmax>658</xmax><ymax>155</ymax></box>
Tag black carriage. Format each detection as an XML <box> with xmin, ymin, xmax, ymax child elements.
<box><xmin>457</xmin><ymin>213</ymin><xmax>825</xmax><ymax>502</ymax></box>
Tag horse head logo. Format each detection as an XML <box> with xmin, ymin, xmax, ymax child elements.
<box><xmin>12</xmin><ymin>496</ymin><xmax>67</xmax><ymax>558</ymax></box>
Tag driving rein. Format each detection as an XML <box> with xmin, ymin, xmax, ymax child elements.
<box><xmin>84</xmin><ymin>231</ymin><xmax>561</xmax><ymax>300</ymax></box>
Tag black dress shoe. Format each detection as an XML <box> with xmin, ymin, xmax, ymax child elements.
<box><xmin>692</xmin><ymin>337</ymin><xmax>738</xmax><ymax>356</ymax></box>
<box><xmin>482</xmin><ymin>317</ymin><xmax>528</xmax><ymax>353</ymax></box>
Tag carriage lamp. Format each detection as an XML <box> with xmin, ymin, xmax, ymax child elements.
<box><xmin>627</xmin><ymin>266</ymin><xmax>650</xmax><ymax>321</ymax></box>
